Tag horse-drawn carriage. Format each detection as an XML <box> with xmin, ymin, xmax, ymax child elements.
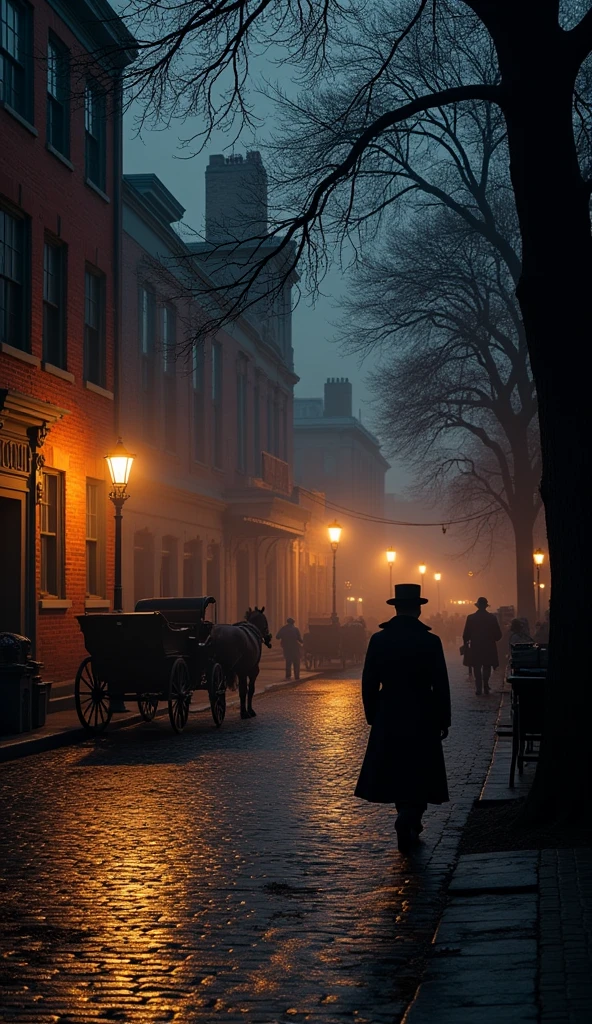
<box><xmin>74</xmin><ymin>596</ymin><xmax>225</xmax><ymax>734</ymax></box>
<box><xmin>303</xmin><ymin>618</ymin><xmax>367</xmax><ymax>671</ymax></box>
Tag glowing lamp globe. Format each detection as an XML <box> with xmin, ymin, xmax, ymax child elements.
<box><xmin>105</xmin><ymin>438</ymin><xmax>135</xmax><ymax>490</ymax></box>
<box><xmin>434</xmin><ymin>572</ymin><xmax>442</xmax><ymax>582</ymax></box>
<box><xmin>386</xmin><ymin>547</ymin><xmax>396</xmax><ymax>564</ymax></box>
<box><xmin>419</xmin><ymin>564</ymin><xmax>427</xmax><ymax>576</ymax></box>
<box><xmin>328</xmin><ymin>521</ymin><xmax>342</xmax><ymax>546</ymax></box>
<box><xmin>533</xmin><ymin>549</ymin><xmax>545</xmax><ymax>566</ymax></box>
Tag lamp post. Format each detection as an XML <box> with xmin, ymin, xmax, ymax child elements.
<box><xmin>419</xmin><ymin>563</ymin><xmax>427</xmax><ymax>592</ymax></box>
<box><xmin>386</xmin><ymin>547</ymin><xmax>396</xmax><ymax>598</ymax></box>
<box><xmin>105</xmin><ymin>438</ymin><xmax>135</xmax><ymax>613</ymax></box>
<box><xmin>328</xmin><ymin>521</ymin><xmax>342</xmax><ymax>625</ymax></box>
<box><xmin>533</xmin><ymin>548</ymin><xmax>545</xmax><ymax>619</ymax></box>
<box><xmin>434</xmin><ymin>572</ymin><xmax>442</xmax><ymax>613</ymax></box>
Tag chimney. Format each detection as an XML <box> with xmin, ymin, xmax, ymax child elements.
<box><xmin>324</xmin><ymin>377</ymin><xmax>352</xmax><ymax>418</ymax></box>
<box><xmin>205</xmin><ymin>151</ymin><xmax>268</xmax><ymax>242</ymax></box>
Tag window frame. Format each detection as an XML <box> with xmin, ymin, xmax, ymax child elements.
<box><xmin>0</xmin><ymin>0</ymin><xmax>33</xmax><ymax>122</ymax></box>
<box><xmin>85</xmin><ymin>478</ymin><xmax>105</xmax><ymax>599</ymax></box>
<box><xmin>211</xmin><ymin>340</ymin><xmax>223</xmax><ymax>469</ymax></box>
<box><xmin>46</xmin><ymin>32</ymin><xmax>70</xmax><ymax>156</ymax></box>
<box><xmin>0</xmin><ymin>202</ymin><xmax>28</xmax><ymax>351</ymax></box>
<box><xmin>84</xmin><ymin>79</ymin><xmax>106</xmax><ymax>191</ymax></box>
<box><xmin>84</xmin><ymin>265</ymin><xmax>106</xmax><ymax>387</ymax></box>
<box><xmin>236</xmin><ymin>355</ymin><xmax>248</xmax><ymax>473</ymax></box>
<box><xmin>162</xmin><ymin>304</ymin><xmax>177</xmax><ymax>453</ymax></box>
<box><xmin>192</xmin><ymin>340</ymin><xmax>206</xmax><ymax>464</ymax></box>
<box><xmin>40</xmin><ymin>468</ymin><xmax>65</xmax><ymax>599</ymax></box>
<box><xmin>42</xmin><ymin>235</ymin><xmax>66</xmax><ymax>368</ymax></box>
<box><xmin>139</xmin><ymin>284</ymin><xmax>156</xmax><ymax>442</ymax></box>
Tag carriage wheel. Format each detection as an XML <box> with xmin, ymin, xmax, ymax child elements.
<box><xmin>75</xmin><ymin>657</ymin><xmax>112</xmax><ymax>733</ymax></box>
<box><xmin>208</xmin><ymin>662</ymin><xmax>226</xmax><ymax>727</ymax></box>
<box><xmin>168</xmin><ymin>658</ymin><xmax>191</xmax><ymax>733</ymax></box>
<box><xmin>138</xmin><ymin>696</ymin><xmax>159</xmax><ymax>721</ymax></box>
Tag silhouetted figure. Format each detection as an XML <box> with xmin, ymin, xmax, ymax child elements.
<box><xmin>509</xmin><ymin>617</ymin><xmax>533</xmax><ymax>646</ymax></box>
<box><xmin>210</xmin><ymin>607</ymin><xmax>272</xmax><ymax>719</ymax></box>
<box><xmin>463</xmin><ymin>597</ymin><xmax>502</xmax><ymax>695</ymax></box>
<box><xmin>355</xmin><ymin>583</ymin><xmax>451</xmax><ymax>854</ymax></box>
<box><xmin>276</xmin><ymin>617</ymin><xmax>303</xmax><ymax>680</ymax></box>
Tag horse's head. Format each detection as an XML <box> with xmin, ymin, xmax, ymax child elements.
<box><xmin>245</xmin><ymin>606</ymin><xmax>272</xmax><ymax>648</ymax></box>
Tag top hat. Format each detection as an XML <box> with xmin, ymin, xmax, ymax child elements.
<box><xmin>387</xmin><ymin>583</ymin><xmax>428</xmax><ymax>606</ymax></box>
<box><xmin>475</xmin><ymin>596</ymin><xmax>489</xmax><ymax>608</ymax></box>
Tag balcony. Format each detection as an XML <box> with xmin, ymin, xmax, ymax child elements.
<box><xmin>261</xmin><ymin>451</ymin><xmax>291</xmax><ymax>495</ymax></box>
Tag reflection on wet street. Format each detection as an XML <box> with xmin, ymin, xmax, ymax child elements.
<box><xmin>0</xmin><ymin>665</ymin><xmax>500</xmax><ymax>1022</ymax></box>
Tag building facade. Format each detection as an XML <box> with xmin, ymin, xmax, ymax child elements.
<box><xmin>120</xmin><ymin>161</ymin><xmax>331</xmax><ymax>632</ymax></box>
<box><xmin>0</xmin><ymin>0</ymin><xmax>135</xmax><ymax>679</ymax></box>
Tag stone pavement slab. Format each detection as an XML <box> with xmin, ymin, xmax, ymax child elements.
<box><xmin>449</xmin><ymin>850</ymin><xmax>538</xmax><ymax>893</ymax></box>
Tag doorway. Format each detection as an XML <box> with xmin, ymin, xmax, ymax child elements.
<box><xmin>0</xmin><ymin>495</ymin><xmax>24</xmax><ymax>633</ymax></box>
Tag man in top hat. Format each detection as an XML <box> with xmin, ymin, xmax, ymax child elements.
<box><xmin>462</xmin><ymin>597</ymin><xmax>502</xmax><ymax>695</ymax></box>
<box><xmin>355</xmin><ymin>583</ymin><xmax>451</xmax><ymax>853</ymax></box>
<box><xmin>276</xmin><ymin>617</ymin><xmax>303</xmax><ymax>680</ymax></box>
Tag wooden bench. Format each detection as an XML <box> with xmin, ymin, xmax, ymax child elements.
<box><xmin>506</xmin><ymin>674</ymin><xmax>545</xmax><ymax>787</ymax></box>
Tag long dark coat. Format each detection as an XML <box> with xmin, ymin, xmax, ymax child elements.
<box><xmin>355</xmin><ymin>617</ymin><xmax>451</xmax><ymax>806</ymax></box>
<box><xmin>462</xmin><ymin>610</ymin><xmax>502</xmax><ymax>669</ymax></box>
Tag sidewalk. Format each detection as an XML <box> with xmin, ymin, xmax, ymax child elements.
<box><xmin>0</xmin><ymin>648</ymin><xmax>326</xmax><ymax>763</ymax></box>
<box><xmin>403</xmin><ymin>675</ymin><xmax>592</xmax><ymax>1024</ymax></box>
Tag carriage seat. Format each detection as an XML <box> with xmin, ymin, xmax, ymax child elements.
<box><xmin>135</xmin><ymin>597</ymin><xmax>216</xmax><ymax>632</ymax></box>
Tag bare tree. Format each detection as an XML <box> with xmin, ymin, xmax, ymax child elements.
<box><xmin>342</xmin><ymin>204</ymin><xmax>541</xmax><ymax>626</ymax></box>
<box><xmin>116</xmin><ymin>0</ymin><xmax>592</xmax><ymax>821</ymax></box>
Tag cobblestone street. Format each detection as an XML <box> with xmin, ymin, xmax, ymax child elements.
<box><xmin>0</xmin><ymin>660</ymin><xmax>500</xmax><ymax>1024</ymax></box>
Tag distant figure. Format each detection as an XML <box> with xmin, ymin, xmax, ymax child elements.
<box><xmin>509</xmin><ymin>618</ymin><xmax>533</xmax><ymax>646</ymax></box>
<box><xmin>463</xmin><ymin>597</ymin><xmax>502</xmax><ymax>695</ymax></box>
<box><xmin>276</xmin><ymin>617</ymin><xmax>303</xmax><ymax>680</ymax></box>
<box><xmin>355</xmin><ymin>583</ymin><xmax>451</xmax><ymax>854</ymax></box>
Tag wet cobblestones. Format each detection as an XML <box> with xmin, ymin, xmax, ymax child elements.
<box><xmin>0</xmin><ymin>663</ymin><xmax>500</xmax><ymax>1023</ymax></box>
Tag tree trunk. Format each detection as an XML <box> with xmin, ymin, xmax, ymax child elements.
<box><xmin>511</xmin><ymin>505</ymin><xmax>537</xmax><ymax>630</ymax></box>
<box><xmin>490</xmin><ymin>17</ymin><xmax>592</xmax><ymax>820</ymax></box>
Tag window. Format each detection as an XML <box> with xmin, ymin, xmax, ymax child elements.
<box><xmin>266</xmin><ymin>391</ymin><xmax>273</xmax><ymax>455</ymax></box>
<box><xmin>84</xmin><ymin>81</ymin><xmax>106</xmax><ymax>190</ymax></box>
<box><xmin>162</xmin><ymin>305</ymin><xmax>176</xmax><ymax>452</ymax></box>
<box><xmin>86</xmin><ymin>479</ymin><xmax>105</xmax><ymax>597</ymax></box>
<box><xmin>192</xmin><ymin>340</ymin><xmax>205</xmax><ymax>463</ymax></box>
<box><xmin>253</xmin><ymin>374</ymin><xmax>261</xmax><ymax>475</ymax></box>
<box><xmin>211</xmin><ymin>340</ymin><xmax>223</xmax><ymax>468</ymax></box>
<box><xmin>43</xmin><ymin>239</ymin><xmax>66</xmax><ymax>367</ymax></box>
<box><xmin>160</xmin><ymin>535</ymin><xmax>178</xmax><ymax>598</ymax></box>
<box><xmin>236</xmin><ymin>356</ymin><xmax>247</xmax><ymax>472</ymax></box>
<box><xmin>40</xmin><ymin>470</ymin><xmax>64</xmax><ymax>598</ymax></box>
<box><xmin>0</xmin><ymin>205</ymin><xmax>25</xmax><ymax>349</ymax></box>
<box><xmin>0</xmin><ymin>0</ymin><xmax>32</xmax><ymax>120</ymax></box>
<box><xmin>139</xmin><ymin>285</ymin><xmax>156</xmax><ymax>440</ymax></box>
<box><xmin>84</xmin><ymin>267</ymin><xmax>106</xmax><ymax>386</ymax></box>
<box><xmin>47</xmin><ymin>35</ymin><xmax>69</xmax><ymax>156</ymax></box>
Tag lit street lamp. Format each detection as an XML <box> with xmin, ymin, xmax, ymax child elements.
<box><xmin>105</xmin><ymin>438</ymin><xmax>135</xmax><ymax>613</ymax></box>
<box><xmin>328</xmin><ymin>521</ymin><xmax>342</xmax><ymax>625</ymax></box>
<box><xmin>434</xmin><ymin>572</ymin><xmax>442</xmax><ymax>612</ymax></box>
<box><xmin>533</xmin><ymin>548</ymin><xmax>545</xmax><ymax>619</ymax></box>
<box><xmin>419</xmin><ymin>563</ymin><xmax>427</xmax><ymax>592</ymax></box>
<box><xmin>386</xmin><ymin>547</ymin><xmax>396</xmax><ymax>598</ymax></box>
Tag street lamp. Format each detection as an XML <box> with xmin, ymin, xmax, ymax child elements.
<box><xmin>328</xmin><ymin>521</ymin><xmax>342</xmax><ymax>625</ymax></box>
<box><xmin>419</xmin><ymin>563</ymin><xmax>427</xmax><ymax>591</ymax></box>
<box><xmin>386</xmin><ymin>547</ymin><xmax>396</xmax><ymax>598</ymax></box>
<box><xmin>105</xmin><ymin>438</ymin><xmax>135</xmax><ymax>613</ymax></box>
<box><xmin>434</xmin><ymin>572</ymin><xmax>442</xmax><ymax>612</ymax></box>
<box><xmin>533</xmin><ymin>549</ymin><xmax>545</xmax><ymax>619</ymax></box>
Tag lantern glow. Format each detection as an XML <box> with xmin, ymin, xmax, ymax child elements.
<box><xmin>386</xmin><ymin>547</ymin><xmax>396</xmax><ymax>564</ymax></box>
<box><xmin>328</xmin><ymin>521</ymin><xmax>342</xmax><ymax>547</ymax></box>
<box><xmin>105</xmin><ymin>438</ymin><xmax>135</xmax><ymax>490</ymax></box>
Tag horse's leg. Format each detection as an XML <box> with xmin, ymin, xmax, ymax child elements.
<box><xmin>247</xmin><ymin>665</ymin><xmax>259</xmax><ymax>717</ymax></box>
<box><xmin>239</xmin><ymin>675</ymin><xmax>249</xmax><ymax>719</ymax></box>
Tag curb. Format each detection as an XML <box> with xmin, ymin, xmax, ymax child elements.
<box><xmin>0</xmin><ymin>669</ymin><xmax>331</xmax><ymax>765</ymax></box>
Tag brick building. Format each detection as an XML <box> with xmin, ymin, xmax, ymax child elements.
<box><xmin>120</xmin><ymin>160</ymin><xmax>331</xmax><ymax>630</ymax></box>
<box><xmin>0</xmin><ymin>0</ymin><xmax>135</xmax><ymax>679</ymax></box>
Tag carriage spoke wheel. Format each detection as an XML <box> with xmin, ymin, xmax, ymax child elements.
<box><xmin>168</xmin><ymin>658</ymin><xmax>191</xmax><ymax>733</ymax></box>
<box><xmin>138</xmin><ymin>695</ymin><xmax>159</xmax><ymax>722</ymax></box>
<box><xmin>75</xmin><ymin>656</ymin><xmax>112</xmax><ymax>733</ymax></box>
<box><xmin>208</xmin><ymin>662</ymin><xmax>226</xmax><ymax>727</ymax></box>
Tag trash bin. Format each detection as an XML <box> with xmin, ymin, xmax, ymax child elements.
<box><xmin>0</xmin><ymin>633</ymin><xmax>39</xmax><ymax>735</ymax></box>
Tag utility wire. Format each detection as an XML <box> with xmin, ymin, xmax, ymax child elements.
<box><xmin>298</xmin><ymin>488</ymin><xmax>500</xmax><ymax>528</ymax></box>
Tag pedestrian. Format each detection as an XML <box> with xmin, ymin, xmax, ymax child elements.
<box><xmin>462</xmin><ymin>597</ymin><xmax>502</xmax><ymax>695</ymax></box>
<box><xmin>275</xmin><ymin>617</ymin><xmax>303</xmax><ymax>680</ymax></box>
<box><xmin>355</xmin><ymin>583</ymin><xmax>451</xmax><ymax>854</ymax></box>
<box><xmin>509</xmin><ymin>617</ymin><xmax>533</xmax><ymax>646</ymax></box>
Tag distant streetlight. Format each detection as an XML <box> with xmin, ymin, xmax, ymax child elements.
<box><xmin>328</xmin><ymin>521</ymin><xmax>342</xmax><ymax>625</ymax></box>
<box><xmin>434</xmin><ymin>572</ymin><xmax>442</xmax><ymax>612</ymax></box>
<box><xmin>533</xmin><ymin>549</ymin><xmax>545</xmax><ymax>618</ymax></box>
<box><xmin>386</xmin><ymin>547</ymin><xmax>396</xmax><ymax>598</ymax></box>
<box><xmin>419</xmin><ymin>563</ymin><xmax>427</xmax><ymax>591</ymax></box>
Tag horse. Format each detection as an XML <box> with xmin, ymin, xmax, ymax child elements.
<box><xmin>209</xmin><ymin>606</ymin><xmax>272</xmax><ymax>719</ymax></box>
